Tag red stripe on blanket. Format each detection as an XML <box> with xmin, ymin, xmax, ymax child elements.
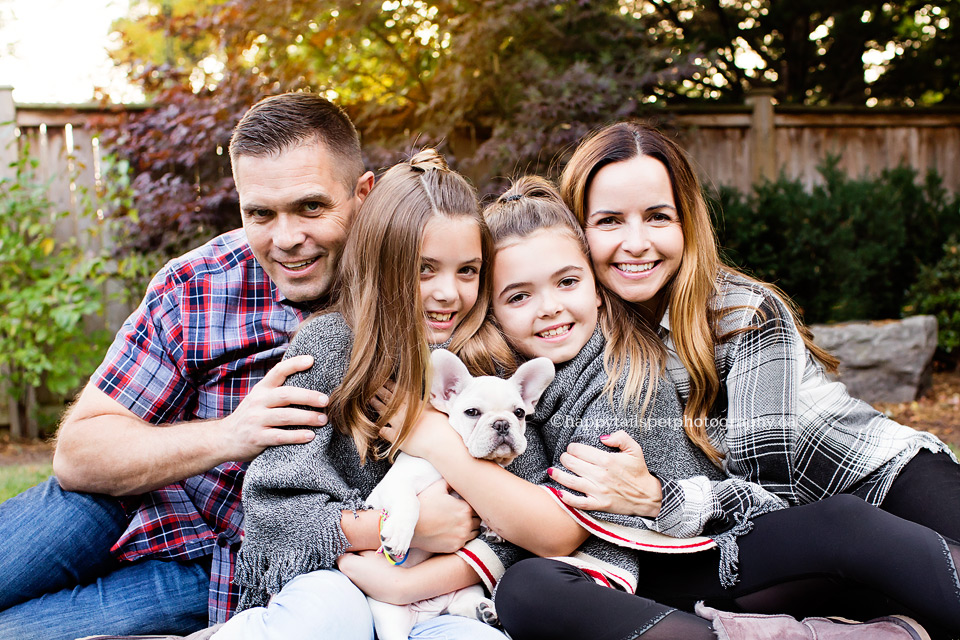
<box><xmin>545</xmin><ymin>487</ymin><xmax>715</xmax><ymax>551</ymax></box>
<box><xmin>579</xmin><ymin>567</ymin><xmax>612</xmax><ymax>588</ymax></box>
<box><xmin>459</xmin><ymin>547</ymin><xmax>496</xmax><ymax>587</ymax></box>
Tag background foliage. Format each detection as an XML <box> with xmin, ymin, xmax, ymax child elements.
<box><xmin>91</xmin><ymin>0</ymin><xmax>960</xmax><ymax>345</ymax></box>
<box><xmin>102</xmin><ymin>0</ymin><xmax>700</xmax><ymax>256</ymax></box>
<box><xmin>711</xmin><ymin>160</ymin><xmax>960</xmax><ymax>325</ymax></box>
<box><xmin>907</xmin><ymin>238</ymin><xmax>960</xmax><ymax>356</ymax></box>
<box><xmin>100</xmin><ymin>0</ymin><xmax>960</xmax><ymax>258</ymax></box>
<box><xmin>0</xmin><ymin>151</ymin><xmax>114</xmax><ymax>427</ymax></box>
<box><xmin>630</xmin><ymin>0</ymin><xmax>960</xmax><ymax>106</ymax></box>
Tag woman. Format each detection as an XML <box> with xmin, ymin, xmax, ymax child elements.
<box><xmin>555</xmin><ymin>121</ymin><xmax>960</xmax><ymax>542</ymax></box>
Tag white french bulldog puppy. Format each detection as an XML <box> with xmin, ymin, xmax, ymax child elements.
<box><xmin>364</xmin><ymin>349</ymin><xmax>555</xmax><ymax>640</ymax></box>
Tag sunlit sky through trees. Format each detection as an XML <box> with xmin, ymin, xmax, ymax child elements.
<box><xmin>0</xmin><ymin>0</ymin><xmax>142</xmax><ymax>103</ymax></box>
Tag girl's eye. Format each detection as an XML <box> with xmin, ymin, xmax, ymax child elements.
<box><xmin>507</xmin><ymin>292</ymin><xmax>529</xmax><ymax>304</ymax></box>
<box><xmin>420</xmin><ymin>264</ymin><xmax>434</xmax><ymax>275</ymax></box>
<box><xmin>459</xmin><ymin>265</ymin><xmax>479</xmax><ymax>276</ymax></box>
<box><xmin>558</xmin><ymin>277</ymin><xmax>578</xmax><ymax>288</ymax></box>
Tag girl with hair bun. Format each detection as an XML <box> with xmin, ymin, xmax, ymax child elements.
<box><xmin>213</xmin><ymin>150</ymin><xmax>553</xmax><ymax>640</ymax></box>
<box><xmin>488</xmin><ymin>124</ymin><xmax>960</xmax><ymax>639</ymax></box>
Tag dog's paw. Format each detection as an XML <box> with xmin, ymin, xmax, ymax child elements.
<box><xmin>379</xmin><ymin>511</ymin><xmax>417</xmax><ymax>561</ymax></box>
<box><xmin>479</xmin><ymin>523</ymin><xmax>504</xmax><ymax>544</ymax></box>
<box><xmin>477</xmin><ymin>599</ymin><xmax>499</xmax><ymax>626</ymax></box>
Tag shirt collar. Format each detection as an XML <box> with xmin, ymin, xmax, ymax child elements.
<box><xmin>658</xmin><ymin>308</ymin><xmax>671</xmax><ymax>338</ymax></box>
<box><xmin>660</xmin><ymin>307</ymin><xmax>670</xmax><ymax>331</ymax></box>
<box><xmin>274</xmin><ymin>283</ymin><xmax>331</xmax><ymax>314</ymax></box>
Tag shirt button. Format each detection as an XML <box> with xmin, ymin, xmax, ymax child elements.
<box><xmin>217</xmin><ymin>533</ymin><xmax>229</xmax><ymax>547</ymax></box>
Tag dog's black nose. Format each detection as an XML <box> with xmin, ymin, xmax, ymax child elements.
<box><xmin>492</xmin><ymin>419</ymin><xmax>511</xmax><ymax>434</ymax></box>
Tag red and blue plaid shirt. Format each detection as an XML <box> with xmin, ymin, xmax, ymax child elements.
<box><xmin>92</xmin><ymin>229</ymin><xmax>308</xmax><ymax>624</ymax></box>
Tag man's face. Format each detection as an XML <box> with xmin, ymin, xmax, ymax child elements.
<box><xmin>235</xmin><ymin>142</ymin><xmax>371</xmax><ymax>303</ymax></box>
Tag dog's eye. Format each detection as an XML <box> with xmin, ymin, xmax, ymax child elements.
<box><xmin>513</xmin><ymin>408</ymin><xmax>525</xmax><ymax>419</ymax></box>
<box><xmin>464</xmin><ymin>408</ymin><xmax>481</xmax><ymax>418</ymax></box>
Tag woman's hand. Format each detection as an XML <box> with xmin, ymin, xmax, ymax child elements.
<box><xmin>550</xmin><ymin>430</ymin><xmax>663</xmax><ymax>517</ymax></box>
<box><xmin>411</xmin><ymin>479</ymin><xmax>481</xmax><ymax>553</ymax></box>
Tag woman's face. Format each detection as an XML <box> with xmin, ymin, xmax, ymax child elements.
<box><xmin>584</xmin><ymin>155</ymin><xmax>684</xmax><ymax>318</ymax></box>
<box><xmin>492</xmin><ymin>230</ymin><xmax>600</xmax><ymax>364</ymax></box>
<box><xmin>419</xmin><ymin>216</ymin><xmax>483</xmax><ymax>344</ymax></box>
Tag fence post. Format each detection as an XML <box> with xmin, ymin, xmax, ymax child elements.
<box><xmin>0</xmin><ymin>87</ymin><xmax>16</xmax><ymax>435</ymax></box>
<box><xmin>746</xmin><ymin>89</ymin><xmax>777</xmax><ymax>184</ymax></box>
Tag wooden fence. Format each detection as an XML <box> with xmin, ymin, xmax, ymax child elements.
<box><xmin>668</xmin><ymin>92</ymin><xmax>960</xmax><ymax>195</ymax></box>
<box><xmin>0</xmin><ymin>87</ymin><xmax>137</xmax><ymax>435</ymax></box>
<box><xmin>2</xmin><ymin>86</ymin><xmax>960</xmax><ymax>432</ymax></box>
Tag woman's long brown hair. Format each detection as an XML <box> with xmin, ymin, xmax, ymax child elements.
<box><xmin>561</xmin><ymin>122</ymin><xmax>837</xmax><ymax>465</ymax></box>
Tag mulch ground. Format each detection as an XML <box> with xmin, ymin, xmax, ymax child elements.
<box><xmin>2</xmin><ymin>370</ymin><xmax>959</xmax><ymax>466</ymax></box>
<box><xmin>0</xmin><ymin>434</ymin><xmax>56</xmax><ymax>466</ymax></box>
<box><xmin>874</xmin><ymin>369</ymin><xmax>960</xmax><ymax>451</ymax></box>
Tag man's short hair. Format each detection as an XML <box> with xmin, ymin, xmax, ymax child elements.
<box><xmin>229</xmin><ymin>92</ymin><xmax>364</xmax><ymax>190</ymax></box>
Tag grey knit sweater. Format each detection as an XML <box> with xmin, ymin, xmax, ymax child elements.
<box><xmin>235</xmin><ymin>312</ymin><xmax>385</xmax><ymax>610</ymax></box>
<box><xmin>529</xmin><ymin>326</ymin><xmax>787</xmax><ymax>590</ymax></box>
<box><xmin>235</xmin><ymin>312</ymin><xmax>538</xmax><ymax>609</ymax></box>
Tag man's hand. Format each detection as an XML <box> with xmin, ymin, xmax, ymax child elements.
<box><xmin>550</xmin><ymin>430</ymin><xmax>663</xmax><ymax>517</ymax></box>
<box><xmin>216</xmin><ymin>354</ymin><xmax>326</xmax><ymax>462</ymax></box>
<box><xmin>411</xmin><ymin>479</ymin><xmax>480</xmax><ymax>553</ymax></box>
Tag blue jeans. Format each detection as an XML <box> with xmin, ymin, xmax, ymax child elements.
<box><xmin>0</xmin><ymin>477</ymin><xmax>208</xmax><ymax>639</ymax></box>
<box><xmin>214</xmin><ymin>569</ymin><xmax>506</xmax><ymax>640</ymax></box>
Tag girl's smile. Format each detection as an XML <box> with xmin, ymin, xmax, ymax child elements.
<box><xmin>420</xmin><ymin>216</ymin><xmax>482</xmax><ymax>343</ymax></box>
<box><xmin>492</xmin><ymin>230</ymin><xmax>600</xmax><ymax>364</ymax></box>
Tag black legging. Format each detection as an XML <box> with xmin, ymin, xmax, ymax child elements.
<box><xmin>496</xmin><ymin>493</ymin><xmax>960</xmax><ymax>640</ymax></box>
<box><xmin>879</xmin><ymin>450</ymin><xmax>960</xmax><ymax>543</ymax></box>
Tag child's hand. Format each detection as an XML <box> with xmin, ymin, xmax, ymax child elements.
<box><xmin>370</xmin><ymin>380</ymin><xmax>411</xmax><ymax>430</ymax></box>
<box><xmin>336</xmin><ymin>550</ymin><xmax>413</xmax><ymax>604</ymax></box>
<box><xmin>411</xmin><ymin>480</ymin><xmax>481</xmax><ymax>553</ymax></box>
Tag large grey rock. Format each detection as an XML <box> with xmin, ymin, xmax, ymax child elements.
<box><xmin>810</xmin><ymin>315</ymin><xmax>938</xmax><ymax>405</ymax></box>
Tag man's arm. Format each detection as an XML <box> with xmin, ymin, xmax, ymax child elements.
<box><xmin>53</xmin><ymin>354</ymin><xmax>326</xmax><ymax>496</ymax></box>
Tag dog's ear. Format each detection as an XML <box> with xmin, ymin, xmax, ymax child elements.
<box><xmin>429</xmin><ymin>349</ymin><xmax>472</xmax><ymax>412</ymax></box>
<box><xmin>510</xmin><ymin>357</ymin><xmax>555</xmax><ymax>414</ymax></box>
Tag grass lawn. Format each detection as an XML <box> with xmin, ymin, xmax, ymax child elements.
<box><xmin>0</xmin><ymin>463</ymin><xmax>52</xmax><ymax>503</ymax></box>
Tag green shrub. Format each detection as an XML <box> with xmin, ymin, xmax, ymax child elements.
<box><xmin>906</xmin><ymin>238</ymin><xmax>960</xmax><ymax>356</ymax></box>
<box><xmin>710</xmin><ymin>158</ymin><xmax>960</xmax><ymax>324</ymax></box>
<box><xmin>0</xmin><ymin>149</ymin><xmax>113</xmax><ymax>430</ymax></box>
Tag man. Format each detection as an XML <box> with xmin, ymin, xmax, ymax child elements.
<box><xmin>0</xmin><ymin>93</ymin><xmax>389</xmax><ymax>638</ymax></box>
